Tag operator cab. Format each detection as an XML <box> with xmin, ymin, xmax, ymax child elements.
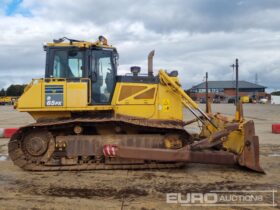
<box><xmin>44</xmin><ymin>37</ymin><xmax>118</xmax><ymax>105</ymax></box>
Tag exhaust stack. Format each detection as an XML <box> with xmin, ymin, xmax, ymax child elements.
<box><xmin>148</xmin><ymin>50</ymin><xmax>155</xmax><ymax>76</ymax></box>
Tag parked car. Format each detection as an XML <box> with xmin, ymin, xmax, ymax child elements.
<box><xmin>228</xmin><ymin>98</ymin><xmax>235</xmax><ymax>104</ymax></box>
<box><xmin>213</xmin><ymin>98</ymin><xmax>221</xmax><ymax>103</ymax></box>
<box><xmin>200</xmin><ymin>98</ymin><xmax>206</xmax><ymax>104</ymax></box>
<box><xmin>259</xmin><ymin>98</ymin><xmax>268</xmax><ymax>104</ymax></box>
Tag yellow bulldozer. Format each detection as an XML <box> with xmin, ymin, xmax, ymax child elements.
<box><xmin>0</xmin><ymin>96</ymin><xmax>17</xmax><ymax>105</ymax></box>
<box><xmin>9</xmin><ymin>36</ymin><xmax>263</xmax><ymax>172</ymax></box>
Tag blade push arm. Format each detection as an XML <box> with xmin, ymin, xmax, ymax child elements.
<box><xmin>158</xmin><ymin>70</ymin><xmax>217</xmax><ymax>128</ymax></box>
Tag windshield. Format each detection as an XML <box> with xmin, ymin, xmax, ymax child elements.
<box><xmin>50</xmin><ymin>49</ymin><xmax>85</xmax><ymax>78</ymax></box>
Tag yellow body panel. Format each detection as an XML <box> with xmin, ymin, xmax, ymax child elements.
<box><xmin>30</xmin><ymin>111</ymin><xmax>71</xmax><ymax>120</ymax></box>
<box><xmin>17</xmin><ymin>81</ymin><xmax>42</xmax><ymax>108</ymax></box>
<box><xmin>66</xmin><ymin>82</ymin><xmax>88</xmax><ymax>107</ymax></box>
<box><xmin>115</xmin><ymin>83</ymin><xmax>157</xmax><ymax>105</ymax></box>
<box><xmin>113</xmin><ymin>81</ymin><xmax>183</xmax><ymax>120</ymax></box>
<box><xmin>16</xmin><ymin>79</ymin><xmax>183</xmax><ymax>121</ymax></box>
<box><xmin>156</xmin><ymin>84</ymin><xmax>183</xmax><ymax>120</ymax></box>
<box><xmin>115</xmin><ymin>105</ymin><xmax>156</xmax><ymax>119</ymax></box>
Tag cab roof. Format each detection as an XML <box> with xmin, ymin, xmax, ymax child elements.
<box><xmin>46</xmin><ymin>36</ymin><xmax>116</xmax><ymax>50</ymax></box>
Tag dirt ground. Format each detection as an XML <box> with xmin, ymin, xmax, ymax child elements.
<box><xmin>0</xmin><ymin>104</ymin><xmax>279</xmax><ymax>210</ymax></box>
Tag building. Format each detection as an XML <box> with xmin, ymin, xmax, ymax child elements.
<box><xmin>271</xmin><ymin>95</ymin><xmax>280</xmax><ymax>104</ymax></box>
<box><xmin>188</xmin><ymin>81</ymin><xmax>267</xmax><ymax>102</ymax></box>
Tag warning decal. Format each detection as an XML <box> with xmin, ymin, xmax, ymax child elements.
<box><xmin>162</xmin><ymin>98</ymin><xmax>170</xmax><ymax>112</ymax></box>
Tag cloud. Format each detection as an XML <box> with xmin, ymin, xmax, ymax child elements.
<box><xmin>0</xmin><ymin>0</ymin><xmax>279</xmax><ymax>92</ymax></box>
<box><xmin>19</xmin><ymin>0</ymin><xmax>280</xmax><ymax>33</ymax></box>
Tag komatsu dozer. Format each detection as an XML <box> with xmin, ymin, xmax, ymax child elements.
<box><xmin>8</xmin><ymin>36</ymin><xmax>264</xmax><ymax>172</ymax></box>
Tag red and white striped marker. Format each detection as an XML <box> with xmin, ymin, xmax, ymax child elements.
<box><xmin>272</xmin><ymin>124</ymin><xmax>280</xmax><ymax>134</ymax></box>
<box><xmin>103</xmin><ymin>145</ymin><xmax>118</xmax><ymax>157</ymax></box>
<box><xmin>0</xmin><ymin>128</ymin><xmax>18</xmax><ymax>138</ymax></box>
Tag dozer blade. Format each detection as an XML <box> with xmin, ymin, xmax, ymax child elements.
<box><xmin>103</xmin><ymin>121</ymin><xmax>264</xmax><ymax>173</ymax></box>
<box><xmin>238</xmin><ymin>121</ymin><xmax>264</xmax><ymax>173</ymax></box>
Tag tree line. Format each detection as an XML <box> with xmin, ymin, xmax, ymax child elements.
<box><xmin>271</xmin><ymin>91</ymin><xmax>280</xmax><ymax>96</ymax></box>
<box><xmin>0</xmin><ymin>84</ymin><xmax>27</xmax><ymax>97</ymax></box>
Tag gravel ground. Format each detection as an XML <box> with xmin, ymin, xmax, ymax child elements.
<box><xmin>0</xmin><ymin>104</ymin><xmax>279</xmax><ymax>210</ymax></box>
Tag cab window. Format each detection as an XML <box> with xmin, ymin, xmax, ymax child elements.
<box><xmin>51</xmin><ymin>50</ymin><xmax>84</xmax><ymax>78</ymax></box>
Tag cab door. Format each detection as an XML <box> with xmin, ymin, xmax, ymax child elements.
<box><xmin>90</xmin><ymin>49</ymin><xmax>116</xmax><ymax>104</ymax></box>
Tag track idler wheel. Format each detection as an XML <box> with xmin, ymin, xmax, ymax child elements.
<box><xmin>22</xmin><ymin>131</ymin><xmax>50</xmax><ymax>162</ymax></box>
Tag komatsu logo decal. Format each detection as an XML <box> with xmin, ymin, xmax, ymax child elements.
<box><xmin>45</xmin><ymin>85</ymin><xmax>63</xmax><ymax>106</ymax></box>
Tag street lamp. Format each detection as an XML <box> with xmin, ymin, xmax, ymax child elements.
<box><xmin>230</xmin><ymin>58</ymin><xmax>239</xmax><ymax>106</ymax></box>
<box><xmin>205</xmin><ymin>72</ymin><xmax>209</xmax><ymax>113</ymax></box>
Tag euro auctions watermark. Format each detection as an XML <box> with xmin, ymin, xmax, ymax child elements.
<box><xmin>166</xmin><ymin>190</ymin><xmax>277</xmax><ymax>207</ymax></box>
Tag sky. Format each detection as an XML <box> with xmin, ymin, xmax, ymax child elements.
<box><xmin>0</xmin><ymin>0</ymin><xmax>280</xmax><ymax>92</ymax></box>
